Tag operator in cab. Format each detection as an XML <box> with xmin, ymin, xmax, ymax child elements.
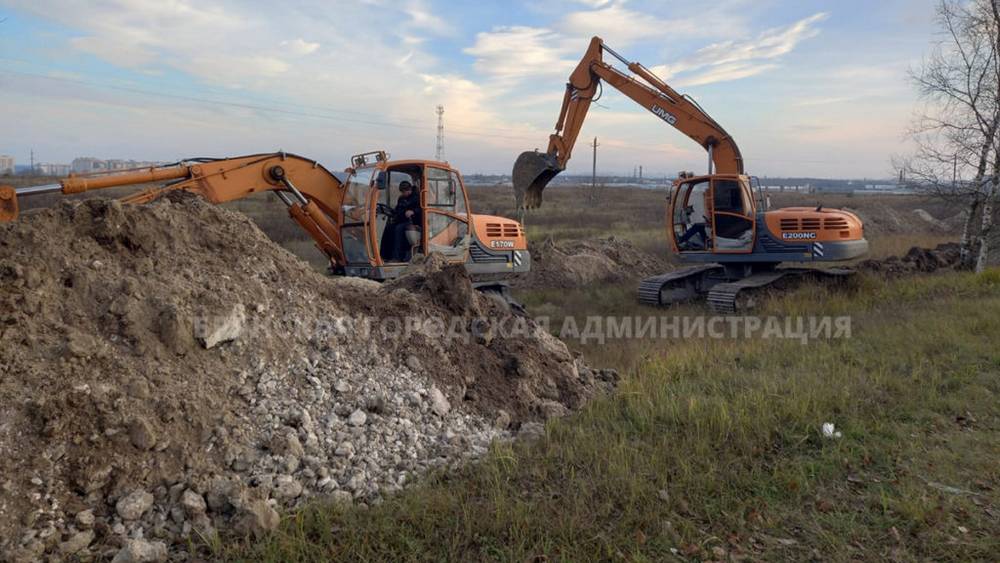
<box><xmin>390</xmin><ymin>181</ymin><xmax>422</xmax><ymax>261</ymax></box>
<box><xmin>677</xmin><ymin>205</ymin><xmax>708</xmax><ymax>250</ymax></box>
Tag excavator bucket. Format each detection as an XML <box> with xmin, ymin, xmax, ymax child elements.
<box><xmin>512</xmin><ymin>151</ymin><xmax>562</xmax><ymax>209</ymax></box>
<box><xmin>0</xmin><ymin>186</ymin><xmax>17</xmax><ymax>222</ymax></box>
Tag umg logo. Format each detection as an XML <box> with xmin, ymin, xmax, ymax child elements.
<box><xmin>651</xmin><ymin>104</ymin><xmax>678</xmax><ymax>125</ymax></box>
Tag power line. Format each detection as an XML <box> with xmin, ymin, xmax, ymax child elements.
<box><xmin>0</xmin><ymin>68</ymin><xmax>861</xmax><ymax>168</ymax></box>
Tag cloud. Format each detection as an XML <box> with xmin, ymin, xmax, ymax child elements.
<box><xmin>794</xmin><ymin>95</ymin><xmax>860</xmax><ymax>107</ymax></box>
<box><xmin>463</xmin><ymin>26</ymin><xmax>577</xmax><ymax>83</ymax></box>
<box><xmin>651</xmin><ymin>12</ymin><xmax>829</xmax><ymax>86</ymax></box>
<box><xmin>676</xmin><ymin>62</ymin><xmax>780</xmax><ymax>87</ymax></box>
<box><xmin>558</xmin><ymin>1</ymin><xmax>699</xmax><ymax>46</ymax></box>
<box><xmin>404</xmin><ymin>0</ymin><xmax>453</xmax><ymax>36</ymax></box>
<box><xmin>281</xmin><ymin>38</ymin><xmax>320</xmax><ymax>56</ymax></box>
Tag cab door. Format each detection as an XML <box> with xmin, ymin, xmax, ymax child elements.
<box><xmin>340</xmin><ymin>165</ymin><xmax>377</xmax><ymax>264</ymax></box>
<box><xmin>670</xmin><ymin>178</ymin><xmax>711</xmax><ymax>252</ymax></box>
<box><xmin>709</xmin><ymin>177</ymin><xmax>755</xmax><ymax>253</ymax></box>
<box><xmin>422</xmin><ymin>166</ymin><xmax>471</xmax><ymax>261</ymax></box>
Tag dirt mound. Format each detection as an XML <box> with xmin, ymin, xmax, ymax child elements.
<box><xmin>859</xmin><ymin>242</ymin><xmax>961</xmax><ymax>275</ymax></box>
<box><xmin>517</xmin><ymin>235</ymin><xmax>668</xmax><ymax>289</ymax></box>
<box><xmin>0</xmin><ymin>195</ymin><xmax>614</xmax><ymax>560</ymax></box>
<box><xmin>844</xmin><ymin>203</ymin><xmax>962</xmax><ymax>236</ymax></box>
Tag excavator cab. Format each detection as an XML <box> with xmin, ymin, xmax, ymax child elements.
<box><xmin>335</xmin><ymin>156</ymin><xmax>524</xmax><ymax>282</ymax></box>
<box><xmin>369</xmin><ymin>161</ymin><xmax>474</xmax><ymax>266</ymax></box>
<box><xmin>669</xmin><ymin>174</ymin><xmax>756</xmax><ymax>255</ymax></box>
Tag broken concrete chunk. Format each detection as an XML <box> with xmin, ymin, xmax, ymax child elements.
<box><xmin>110</xmin><ymin>538</ymin><xmax>168</xmax><ymax>563</ymax></box>
<box><xmin>197</xmin><ymin>303</ymin><xmax>246</xmax><ymax>349</ymax></box>
<box><xmin>429</xmin><ymin>387</ymin><xmax>451</xmax><ymax>417</ymax></box>
<box><xmin>115</xmin><ymin>489</ymin><xmax>154</xmax><ymax>521</ymax></box>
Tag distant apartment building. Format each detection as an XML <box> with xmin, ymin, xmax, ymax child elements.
<box><xmin>37</xmin><ymin>163</ymin><xmax>71</xmax><ymax>176</ymax></box>
<box><xmin>72</xmin><ymin>157</ymin><xmax>165</xmax><ymax>173</ymax></box>
<box><xmin>0</xmin><ymin>155</ymin><xmax>14</xmax><ymax>175</ymax></box>
<box><xmin>71</xmin><ymin>157</ymin><xmax>106</xmax><ymax>173</ymax></box>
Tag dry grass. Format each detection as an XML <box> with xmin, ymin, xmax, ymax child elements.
<box><xmin>864</xmin><ymin>233</ymin><xmax>957</xmax><ymax>260</ymax></box>
<box><xmin>228</xmin><ymin>269</ymin><xmax>1000</xmax><ymax>562</ymax></box>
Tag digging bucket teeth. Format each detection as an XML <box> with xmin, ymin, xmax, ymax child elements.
<box><xmin>0</xmin><ymin>186</ymin><xmax>17</xmax><ymax>222</ymax></box>
<box><xmin>512</xmin><ymin>151</ymin><xmax>562</xmax><ymax>209</ymax></box>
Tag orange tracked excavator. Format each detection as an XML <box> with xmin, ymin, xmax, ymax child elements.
<box><xmin>513</xmin><ymin>36</ymin><xmax>869</xmax><ymax>312</ymax></box>
<box><xmin>1</xmin><ymin>151</ymin><xmax>529</xmax><ymax>294</ymax></box>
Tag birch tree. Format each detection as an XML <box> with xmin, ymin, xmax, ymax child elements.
<box><xmin>901</xmin><ymin>0</ymin><xmax>1000</xmax><ymax>270</ymax></box>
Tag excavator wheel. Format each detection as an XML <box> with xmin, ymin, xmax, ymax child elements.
<box><xmin>512</xmin><ymin>151</ymin><xmax>562</xmax><ymax>210</ymax></box>
<box><xmin>0</xmin><ymin>186</ymin><xmax>17</xmax><ymax>223</ymax></box>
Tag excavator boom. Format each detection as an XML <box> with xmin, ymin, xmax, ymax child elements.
<box><xmin>1</xmin><ymin>153</ymin><xmax>350</xmax><ymax>265</ymax></box>
<box><xmin>513</xmin><ymin>36</ymin><xmax>743</xmax><ymax>208</ymax></box>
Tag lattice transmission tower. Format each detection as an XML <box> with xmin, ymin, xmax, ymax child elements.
<box><xmin>435</xmin><ymin>105</ymin><xmax>445</xmax><ymax>161</ymax></box>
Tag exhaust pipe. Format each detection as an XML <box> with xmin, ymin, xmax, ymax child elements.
<box><xmin>512</xmin><ymin>151</ymin><xmax>562</xmax><ymax>210</ymax></box>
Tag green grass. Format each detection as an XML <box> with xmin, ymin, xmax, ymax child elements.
<box><xmin>226</xmin><ymin>270</ymin><xmax>1000</xmax><ymax>562</ymax></box>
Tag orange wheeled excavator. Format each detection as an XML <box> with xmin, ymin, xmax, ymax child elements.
<box><xmin>1</xmin><ymin>151</ymin><xmax>529</xmax><ymax>293</ymax></box>
<box><xmin>513</xmin><ymin>36</ymin><xmax>869</xmax><ymax>312</ymax></box>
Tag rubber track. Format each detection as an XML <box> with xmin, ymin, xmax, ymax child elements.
<box><xmin>637</xmin><ymin>264</ymin><xmax>723</xmax><ymax>306</ymax></box>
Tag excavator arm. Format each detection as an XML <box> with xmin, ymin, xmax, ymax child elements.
<box><xmin>513</xmin><ymin>36</ymin><xmax>744</xmax><ymax>208</ymax></box>
<box><xmin>0</xmin><ymin>152</ymin><xmax>350</xmax><ymax>266</ymax></box>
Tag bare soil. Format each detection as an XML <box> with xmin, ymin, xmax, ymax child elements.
<box><xmin>0</xmin><ymin>194</ymin><xmax>614</xmax><ymax>558</ymax></box>
<box><xmin>515</xmin><ymin>235</ymin><xmax>670</xmax><ymax>289</ymax></box>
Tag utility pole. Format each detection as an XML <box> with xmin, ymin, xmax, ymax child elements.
<box><xmin>30</xmin><ymin>149</ymin><xmax>35</xmax><ymax>176</ymax></box>
<box><xmin>590</xmin><ymin>136</ymin><xmax>599</xmax><ymax>203</ymax></box>
<box><xmin>952</xmin><ymin>154</ymin><xmax>957</xmax><ymax>187</ymax></box>
<box><xmin>435</xmin><ymin>105</ymin><xmax>445</xmax><ymax>161</ymax></box>
<box><xmin>639</xmin><ymin>165</ymin><xmax>643</xmax><ymax>183</ymax></box>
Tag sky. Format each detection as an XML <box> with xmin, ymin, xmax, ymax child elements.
<box><xmin>0</xmin><ymin>0</ymin><xmax>939</xmax><ymax>178</ymax></box>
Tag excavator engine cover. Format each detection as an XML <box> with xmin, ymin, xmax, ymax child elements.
<box><xmin>0</xmin><ymin>186</ymin><xmax>17</xmax><ymax>222</ymax></box>
<box><xmin>512</xmin><ymin>151</ymin><xmax>562</xmax><ymax>209</ymax></box>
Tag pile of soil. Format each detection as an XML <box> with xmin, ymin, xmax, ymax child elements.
<box><xmin>844</xmin><ymin>203</ymin><xmax>962</xmax><ymax>236</ymax></box>
<box><xmin>859</xmin><ymin>242</ymin><xmax>962</xmax><ymax>275</ymax></box>
<box><xmin>0</xmin><ymin>195</ymin><xmax>615</xmax><ymax>560</ymax></box>
<box><xmin>516</xmin><ymin>235</ymin><xmax>669</xmax><ymax>289</ymax></box>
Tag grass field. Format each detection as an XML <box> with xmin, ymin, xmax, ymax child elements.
<box><xmin>12</xmin><ymin>176</ymin><xmax>993</xmax><ymax>561</ymax></box>
<box><xmin>228</xmin><ymin>269</ymin><xmax>1000</xmax><ymax>562</ymax></box>
<box><xmin>218</xmin><ymin>185</ymin><xmax>994</xmax><ymax>561</ymax></box>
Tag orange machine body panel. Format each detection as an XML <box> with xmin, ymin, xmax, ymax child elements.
<box><xmin>471</xmin><ymin>215</ymin><xmax>528</xmax><ymax>252</ymax></box>
<box><xmin>763</xmin><ymin>207</ymin><xmax>864</xmax><ymax>243</ymax></box>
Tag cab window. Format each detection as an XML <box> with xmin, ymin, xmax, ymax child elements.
<box><xmin>344</xmin><ymin>166</ymin><xmax>375</xmax><ymax>211</ymax></box>
<box><xmin>450</xmin><ymin>171</ymin><xmax>467</xmax><ymax>217</ymax></box>
<box><xmin>713</xmin><ymin>179</ymin><xmax>751</xmax><ymax>215</ymax></box>
<box><xmin>427</xmin><ymin>167</ymin><xmax>456</xmax><ymax>207</ymax></box>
